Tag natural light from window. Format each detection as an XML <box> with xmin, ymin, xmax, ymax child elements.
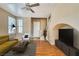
<box><xmin>8</xmin><ymin>16</ymin><xmax>16</xmax><ymax>34</ymax></box>
<box><xmin>17</xmin><ymin>19</ymin><xmax>23</xmax><ymax>33</ymax></box>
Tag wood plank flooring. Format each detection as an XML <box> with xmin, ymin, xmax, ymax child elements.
<box><xmin>5</xmin><ymin>40</ymin><xmax>65</xmax><ymax>56</ymax></box>
<box><xmin>34</xmin><ymin>40</ymin><xmax>65</xmax><ymax>56</ymax></box>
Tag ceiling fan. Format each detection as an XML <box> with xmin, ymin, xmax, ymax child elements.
<box><xmin>22</xmin><ymin>3</ymin><xmax>40</xmax><ymax>13</ymax></box>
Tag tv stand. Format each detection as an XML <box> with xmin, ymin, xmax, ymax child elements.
<box><xmin>55</xmin><ymin>40</ymin><xmax>79</xmax><ymax>56</ymax></box>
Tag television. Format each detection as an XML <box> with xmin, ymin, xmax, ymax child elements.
<box><xmin>59</xmin><ymin>29</ymin><xmax>73</xmax><ymax>47</ymax></box>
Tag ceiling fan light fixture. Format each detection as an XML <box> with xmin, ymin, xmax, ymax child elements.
<box><xmin>21</xmin><ymin>3</ymin><xmax>40</xmax><ymax>13</ymax></box>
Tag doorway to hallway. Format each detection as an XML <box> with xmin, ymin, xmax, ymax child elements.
<box><xmin>31</xmin><ymin>18</ymin><xmax>47</xmax><ymax>40</ymax></box>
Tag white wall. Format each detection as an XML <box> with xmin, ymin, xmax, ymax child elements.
<box><xmin>47</xmin><ymin>4</ymin><xmax>79</xmax><ymax>49</ymax></box>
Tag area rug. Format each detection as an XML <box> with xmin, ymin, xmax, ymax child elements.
<box><xmin>5</xmin><ymin>41</ymin><xmax>36</xmax><ymax>56</ymax></box>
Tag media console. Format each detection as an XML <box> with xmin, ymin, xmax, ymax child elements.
<box><xmin>55</xmin><ymin>40</ymin><xmax>79</xmax><ymax>56</ymax></box>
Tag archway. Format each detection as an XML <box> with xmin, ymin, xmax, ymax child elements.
<box><xmin>53</xmin><ymin>23</ymin><xmax>73</xmax><ymax>40</ymax></box>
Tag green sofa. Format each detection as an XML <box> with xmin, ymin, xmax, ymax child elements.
<box><xmin>0</xmin><ymin>35</ymin><xmax>18</xmax><ymax>55</ymax></box>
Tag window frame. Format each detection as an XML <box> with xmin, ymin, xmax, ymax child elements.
<box><xmin>17</xmin><ymin>18</ymin><xmax>24</xmax><ymax>33</ymax></box>
<box><xmin>8</xmin><ymin>16</ymin><xmax>16</xmax><ymax>34</ymax></box>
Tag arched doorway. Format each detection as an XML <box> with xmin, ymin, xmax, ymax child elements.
<box><xmin>53</xmin><ymin>23</ymin><xmax>73</xmax><ymax>40</ymax></box>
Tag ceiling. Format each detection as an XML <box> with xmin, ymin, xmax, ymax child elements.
<box><xmin>0</xmin><ymin>3</ymin><xmax>55</xmax><ymax>18</ymax></box>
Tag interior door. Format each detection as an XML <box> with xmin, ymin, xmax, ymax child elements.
<box><xmin>33</xmin><ymin>21</ymin><xmax>40</xmax><ymax>37</ymax></box>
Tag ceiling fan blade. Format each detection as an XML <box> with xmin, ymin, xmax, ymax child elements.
<box><xmin>30</xmin><ymin>3</ymin><xmax>39</xmax><ymax>7</ymax></box>
<box><xmin>30</xmin><ymin>8</ymin><xmax>35</xmax><ymax>13</ymax></box>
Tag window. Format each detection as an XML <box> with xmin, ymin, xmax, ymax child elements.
<box><xmin>8</xmin><ymin>16</ymin><xmax>16</xmax><ymax>34</ymax></box>
<box><xmin>17</xmin><ymin>19</ymin><xmax>23</xmax><ymax>33</ymax></box>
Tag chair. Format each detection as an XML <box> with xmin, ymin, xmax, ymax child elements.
<box><xmin>22</xmin><ymin>33</ymin><xmax>30</xmax><ymax>42</ymax></box>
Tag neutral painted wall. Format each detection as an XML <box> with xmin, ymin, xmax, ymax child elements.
<box><xmin>24</xmin><ymin>17</ymin><xmax>31</xmax><ymax>36</ymax></box>
<box><xmin>47</xmin><ymin>4</ymin><xmax>79</xmax><ymax>49</ymax></box>
<box><xmin>40</xmin><ymin>18</ymin><xmax>47</xmax><ymax>40</ymax></box>
<box><xmin>40</xmin><ymin>18</ymin><xmax>47</xmax><ymax>36</ymax></box>
<box><xmin>0</xmin><ymin>8</ymin><xmax>16</xmax><ymax>36</ymax></box>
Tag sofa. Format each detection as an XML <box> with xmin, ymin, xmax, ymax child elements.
<box><xmin>0</xmin><ymin>35</ymin><xmax>18</xmax><ymax>55</ymax></box>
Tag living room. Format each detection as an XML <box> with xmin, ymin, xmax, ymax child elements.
<box><xmin>0</xmin><ymin>3</ymin><xmax>79</xmax><ymax>56</ymax></box>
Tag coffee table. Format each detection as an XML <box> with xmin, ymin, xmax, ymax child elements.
<box><xmin>12</xmin><ymin>41</ymin><xmax>29</xmax><ymax>53</ymax></box>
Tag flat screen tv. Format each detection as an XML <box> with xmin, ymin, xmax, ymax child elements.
<box><xmin>59</xmin><ymin>29</ymin><xmax>73</xmax><ymax>47</ymax></box>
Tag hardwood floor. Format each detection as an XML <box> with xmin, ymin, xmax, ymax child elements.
<box><xmin>34</xmin><ymin>40</ymin><xmax>65</xmax><ymax>56</ymax></box>
<box><xmin>5</xmin><ymin>39</ymin><xmax>65</xmax><ymax>56</ymax></box>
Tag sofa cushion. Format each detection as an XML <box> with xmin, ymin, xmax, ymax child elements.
<box><xmin>0</xmin><ymin>40</ymin><xmax>18</xmax><ymax>55</ymax></box>
<box><xmin>0</xmin><ymin>35</ymin><xmax>9</xmax><ymax>44</ymax></box>
<box><xmin>0</xmin><ymin>35</ymin><xmax>9</xmax><ymax>39</ymax></box>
